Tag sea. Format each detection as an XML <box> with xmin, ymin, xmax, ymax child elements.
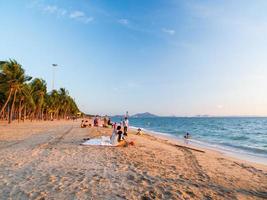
<box><xmin>111</xmin><ymin>117</ymin><xmax>267</xmax><ymax>165</ymax></box>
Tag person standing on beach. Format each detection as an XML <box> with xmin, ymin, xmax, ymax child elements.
<box><xmin>184</xmin><ymin>132</ymin><xmax>191</xmax><ymax>145</ymax></box>
<box><xmin>94</xmin><ymin>116</ymin><xmax>99</xmax><ymax>127</ymax></box>
<box><xmin>123</xmin><ymin>117</ymin><xmax>129</xmax><ymax>136</ymax></box>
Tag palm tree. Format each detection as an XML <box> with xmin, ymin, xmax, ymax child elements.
<box><xmin>58</xmin><ymin>88</ymin><xmax>69</xmax><ymax>119</ymax></box>
<box><xmin>68</xmin><ymin>96</ymin><xmax>79</xmax><ymax>117</ymax></box>
<box><xmin>47</xmin><ymin>89</ymin><xmax>60</xmax><ymax>120</ymax></box>
<box><xmin>0</xmin><ymin>59</ymin><xmax>80</xmax><ymax>123</ymax></box>
<box><xmin>30</xmin><ymin>78</ymin><xmax>47</xmax><ymax>120</ymax></box>
<box><xmin>0</xmin><ymin>59</ymin><xmax>31</xmax><ymax>123</ymax></box>
<box><xmin>17</xmin><ymin>83</ymin><xmax>35</xmax><ymax>122</ymax></box>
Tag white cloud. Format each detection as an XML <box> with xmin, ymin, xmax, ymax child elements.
<box><xmin>37</xmin><ymin>3</ymin><xmax>93</xmax><ymax>24</ymax></box>
<box><xmin>118</xmin><ymin>19</ymin><xmax>129</xmax><ymax>25</ymax></box>
<box><xmin>162</xmin><ymin>28</ymin><xmax>176</xmax><ymax>35</ymax></box>
<box><xmin>43</xmin><ymin>5</ymin><xmax>57</xmax><ymax>13</ymax></box>
<box><xmin>69</xmin><ymin>10</ymin><xmax>94</xmax><ymax>24</ymax></box>
<box><xmin>70</xmin><ymin>11</ymin><xmax>85</xmax><ymax>19</ymax></box>
<box><xmin>43</xmin><ymin>5</ymin><xmax>67</xmax><ymax>16</ymax></box>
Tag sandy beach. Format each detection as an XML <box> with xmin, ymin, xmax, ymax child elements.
<box><xmin>0</xmin><ymin>120</ymin><xmax>266</xmax><ymax>200</ymax></box>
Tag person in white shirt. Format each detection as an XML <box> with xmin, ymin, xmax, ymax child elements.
<box><xmin>123</xmin><ymin>117</ymin><xmax>129</xmax><ymax>136</ymax></box>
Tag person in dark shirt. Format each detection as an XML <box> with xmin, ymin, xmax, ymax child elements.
<box><xmin>117</xmin><ymin>125</ymin><xmax>124</xmax><ymax>142</ymax></box>
<box><xmin>107</xmin><ymin>118</ymin><xmax>112</xmax><ymax>126</ymax></box>
<box><xmin>94</xmin><ymin>116</ymin><xmax>99</xmax><ymax>127</ymax></box>
<box><xmin>184</xmin><ymin>132</ymin><xmax>191</xmax><ymax>139</ymax></box>
<box><xmin>81</xmin><ymin>120</ymin><xmax>85</xmax><ymax>128</ymax></box>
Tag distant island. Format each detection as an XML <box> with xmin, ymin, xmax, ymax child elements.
<box><xmin>131</xmin><ymin>112</ymin><xmax>158</xmax><ymax>118</ymax></box>
<box><xmin>111</xmin><ymin>112</ymin><xmax>158</xmax><ymax>118</ymax></box>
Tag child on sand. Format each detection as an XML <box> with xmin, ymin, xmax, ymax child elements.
<box><xmin>136</xmin><ymin>128</ymin><xmax>142</xmax><ymax>135</ymax></box>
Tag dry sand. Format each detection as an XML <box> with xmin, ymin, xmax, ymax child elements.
<box><xmin>0</xmin><ymin>120</ymin><xmax>266</xmax><ymax>200</ymax></box>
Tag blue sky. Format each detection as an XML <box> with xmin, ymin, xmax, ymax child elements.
<box><xmin>1</xmin><ymin>0</ymin><xmax>267</xmax><ymax>116</ymax></box>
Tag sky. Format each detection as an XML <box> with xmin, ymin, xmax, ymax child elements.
<box><xmin>1</xmin><ymin>0</ymin><xmax>267</xmax><ymax>116</ymax></box>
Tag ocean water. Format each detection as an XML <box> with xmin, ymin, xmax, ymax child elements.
<box><xmin>112</xmin><ymin>117</ymin><xmax>267</xmax><ymax>163</ymax></box>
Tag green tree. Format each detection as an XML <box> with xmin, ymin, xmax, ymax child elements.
<box><xmin>0</xmin><ymin>59</ymin><xmax>80</xmax><ymax>123</ymax></box>
<box><xmin>0</xmin><ymin>59</ymin><xmax>31</xmax><ymax>123</ymax></box>
<box><xmin>30</xmin><ymin>78</ymin><xmax>47</xmax><ymax>120</ymax></box>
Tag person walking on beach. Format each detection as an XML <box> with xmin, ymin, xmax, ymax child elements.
<box><xmin>123</xmin><ymin>117</ymin><xmax>129</xmax><ymax>136</ymax></box>
<box><xmin>184</xmin><ymin>132</ymin><xmax>191</xmax><ymax>145</ymax></box>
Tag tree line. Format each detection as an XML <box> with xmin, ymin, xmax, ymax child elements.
<box><xmin>0</xmin><ymin>59</ymin><xmax>80</xmax><ymax>123</ymax></box>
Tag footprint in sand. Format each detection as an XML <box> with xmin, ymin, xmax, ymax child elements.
<box><xmin>127</xmin><ymin>174</ymin><xmax>135</xmax><ymax>181</ymax></box>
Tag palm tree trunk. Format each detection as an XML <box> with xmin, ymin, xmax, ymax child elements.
<box><xmin>64</xmin><ymin>110</ymin><xmax>67</xmax><ymax>120</ymax></box>
<box><xmin>23</xmin><ymin>104</ymin><xmax>26</xmax><ymax>122</ymax></box>
<box><xmin>9</xmin><ymin>89</ymin><xmax>17</xmax><ymax>124</ymax></box>
<box><xmin>0</xmin><ymin>88</ymin><xmax>13</xmax><ymax>117</ymax></box>
<box><xmin>41</xmin><ymin>108</ymin><xmax>44</xmax><ymax>121</ymax></box>
<box><xmin>46</xmin><ymin>109</ymin><xmax>48</xmax><ymax>121</ymax></box>
<box><xmin>7</xmin><ymin>104</ymin><xmax>10</xmax><ymax>122</ymax></box>
<box><xmin>30</xmin><ymin>112</ymin><xmax>33</xmax><ymax>122</ymax></box>
<box><xmin>35</xmin><ymin>107</ymin><xmax>40</xmax><ymax>120</ymax></box>
<box><xmin>18</xmin><ymin>99</ymin><xmax>22</xmax><ymax>123</ymax></box>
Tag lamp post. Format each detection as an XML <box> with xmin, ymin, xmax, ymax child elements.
<box><xmin>52</xmin><ymin>64</ymin><xmax>58</xmax><ymax>90</ymax></box>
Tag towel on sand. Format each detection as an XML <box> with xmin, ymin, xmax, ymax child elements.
<box><xmin>82</xmin><ymin>136</ymin><xmax>113</xmax><ymax>146</ymax></box>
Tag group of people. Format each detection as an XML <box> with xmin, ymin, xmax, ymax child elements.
<box><xmin>80</xmin><ymin>116</ymin><xmax>112</xmax><ymax>128</ymax></box>
<box><xmin>110</xmin><ymin>117</ymin><xmax>129</xmax><ymax>143</ymax></box>
<box><xmin>110</xmin><ymin>122</ymin><xmax>131</xmax><ymax>146</ymax></box>
<box><xmin>81</xmin><ymin>116</ymin><xmax>133</xmax><ymax>147</ymax></box>
<box><xmin>80</xmin><ymin>119</ymin><xmax>91</xmax><ymax>128</ymax></box>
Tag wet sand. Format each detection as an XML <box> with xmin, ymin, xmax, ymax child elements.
<box><xmin>0</xmin><ymin>120</ymin><xmax>266</xmax><ymax>199</ymax></box>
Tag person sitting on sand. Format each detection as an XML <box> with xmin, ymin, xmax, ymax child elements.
<box><xmin>81</xmin><ymin>120</ymin><xmax>89</xmax><ymax>128</ymax></box>
<box><xmin>103</xmin><ymin>116</ymin><xmax>108</xmax><ymax>128</ymax></box>
<box><xmin>110</xmin><ymin>124</ymin><xmax>127</xmax><ymax>145</ymax></box>
<box><xmin>115</xmin><ymin>125</ymin><xmax>134</xmax><ymax>147</ymax></box>
<box><xmin>117</xmin><ymin>125</ymin><xmax>124</xmax><ymax>142</ymax></box>
<box><xmin>82</xmin><ymin>123</ymin><xmax>134</xmax><ymax>147</ymax></box>
<box><xmin>136</xmin><ymin>128</ymin><xmax>142</xmax><ymax>135</ymax></box>
<box><xmin>81</xmin><ymin>120</ymin><xmax>85</xmax><ymax>128</ymax></box>
<box><xmin>110</xmin><ymin>124</ymin><xmax>119</xmax><ymax>146</ymax></box>
<box><xmin>107</xmin><ymin>118</ymin><xmax>112</xmax><ymax>126</ymax></box>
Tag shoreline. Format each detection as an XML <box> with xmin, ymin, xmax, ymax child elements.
<box><xmin>0</xmin><ymin>120</ymin><xmax>267</xmax><ymax>199</ymax></box>
<box><xmin>1</xmin><ymin>120</ymin><xmax>266</xmax><ymax>166</ymax></box>
<box><xmin>131</xmin><ymin>126</ymin><xmax>267</xmax><ymax>167</ymax></box>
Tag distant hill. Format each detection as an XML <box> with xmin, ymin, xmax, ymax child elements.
<box><xmin>131</xmin><ymin>112</ymin><xmax>158</xmax><ymax>118</ymax></box>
